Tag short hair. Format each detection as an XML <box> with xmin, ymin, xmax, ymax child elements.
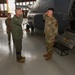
<box><xmin>15</xmin><ymin>8</ymin><xmax>21</xmax><ymax>12</ymax></box>
<box><xmin>8</xmin><ymin>13</ymin><xmax>11</xmax><ymax>15</ymax></box>
<box><xmin>16</xmin><ymin>8</ymin><xmax>21</xmax><ymax>10</ymax></box>
<box><xmin>48</xmin><ymin>8</ymin><xmax>54</xmax><ymax>12</ymax></box>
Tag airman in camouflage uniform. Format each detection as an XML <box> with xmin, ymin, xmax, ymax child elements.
<box><xmin>5</xmin><ymin>13</ymin><xmax>12</xmax><ymax>44</ymax></box>
<box><xmin>43</xmin><ymin>8</ymin><xmax>58</xmax><ymax>60</ymax></box>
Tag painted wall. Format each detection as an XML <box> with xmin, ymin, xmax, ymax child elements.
<box><xmin>8</xmin><ymin>0</ymin><xmax>15</xmax><ymax>15</ymax></box>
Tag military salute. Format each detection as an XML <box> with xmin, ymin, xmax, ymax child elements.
<box><xmin>43</xmin><ymin>8</ymin><xmax>58</xmax><ymax>60</ymax></box>
<box><xmin>5</xmin><ymin>8</ymin><xmax>58</xmax><ymax>63</ymax></box>
<box><xmin>11</xmin><ymin>8</ymin><xmax>25</xmax><ymax>63</ymax></box>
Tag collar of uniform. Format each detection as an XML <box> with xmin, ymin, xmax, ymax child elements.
<box><xmin>48</xmin><ymin>16</ymin><xmax>54</xmax><ymax>20</ymax></box>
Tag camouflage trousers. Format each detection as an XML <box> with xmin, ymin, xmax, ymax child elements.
<box><xmin>45</xmin><ymin>34</ymin><xmax>55</xmax><ymax>54</ymax></box>
<box><xmin>7</xmin><ymin>31</ymin><xmax>11</xmax><ymax>44</ymax></box>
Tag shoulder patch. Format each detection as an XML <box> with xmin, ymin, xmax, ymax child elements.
<box><xmin>55</xmin><ymin>21</ymin><xmax>58</xmax><ymax>26</ymax></box>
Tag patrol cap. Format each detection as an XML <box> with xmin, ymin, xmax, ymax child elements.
<box><xmin>48</xmin><ymin>8</ymin><xmax>54</xmax><ymax>12</ymax></box>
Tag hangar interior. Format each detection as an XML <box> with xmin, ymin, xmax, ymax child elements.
<box><xmin>0</xmin><ymin>0</ymin><xmax>75</xmax><ymax>75</ymax></box>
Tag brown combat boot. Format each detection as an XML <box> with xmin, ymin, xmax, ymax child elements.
<box><xmin>43</xmin><ymin>53</ymin><xmax>49</xmax><ymax>57</ymax></box>
<box><xmin>17</xmin><ymin>55</ymin><xmax>25</xmax><ymax>59</ymax></box>
<box><xmin>17</xmin><ymin>58</ymin><xmax>25</xmax><ymax>63</ymax></box>
<box><xmin>44</xmin><ymin>53</ymin><xmax>52</xmax><ymax>61</ymax></box>
<box><xmin>17</xmin><ymin>55</ymin><xmax>25</xmax><ymax>63</ymax></box>
<box><xmin>21</xmin><ymin>56</ymin><xmax>25</xmax><ymax>59</ymax></box>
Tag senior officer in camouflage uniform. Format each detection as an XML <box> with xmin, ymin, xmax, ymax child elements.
<box><xmin>11</xmin><ymin>8</ymin><xmax>25</xmax><ymax>63</ymax></box>
<box><xmin>43</xmin><ymin>8</ymin><xmax>58</xmax><ymax>60</ymax></box>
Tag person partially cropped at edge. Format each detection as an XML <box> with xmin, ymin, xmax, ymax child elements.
<box><xmin>11</xmin><ymin>8</ymin><xmax>25</xmax><ymax>63</ymax></box>
<box><xmin>43</xmin><ymin>8</ymin><xmax>58</xmax><ymax>60</ymax></box>
<box><xmin>5</xmin><ymin>13</ymin><xmax>12</xmax><ymax>44</ymax></box>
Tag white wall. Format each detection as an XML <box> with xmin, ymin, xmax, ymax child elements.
<box><xmin>8</xmin><ymin>0</ymin><xmax>15</xmax><ymax>16</ymax></box>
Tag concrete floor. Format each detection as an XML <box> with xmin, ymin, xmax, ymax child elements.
<box><xmin>0</xmin><ymin>18</ymin><xmax>75</xmax><ymax>75</ymax></box>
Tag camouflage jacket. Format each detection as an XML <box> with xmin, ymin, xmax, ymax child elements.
<box><xmin>5</xmin><ymin>18</ymin><xmax>12</xmax><ymax>32</ymax></box>
<box><xmin>43</xmin><ymin>14</ymin><xmax>58</xmax><ymax>36</ymax></box>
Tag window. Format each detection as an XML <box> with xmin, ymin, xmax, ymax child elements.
<box><xmin>16</xmin><ymin>3</ymin><xmax>19</xmax><ymax>5</ymax></box>
<box><xmin>26</xmin><ymin>2</ymin><xmax>29</xmax><ymax>5</ymax></box>
<box><xmin>23</xmin><ymin>2</ymin><xmax>26</xmax><ymax>5</ymax></box>
<box><xmin>0</xmin><ymin>4</ymin><xmax>4</xmax><ymax>11</ymax></box>
<box><xmin>4</xmin><ymin>4</ymin><xmax>7</xmax><ymax>10</ymax></box>
<box><xmin>20</xmin><ymin>2</ymin><xmax>22</xmax><ymax>5</ymax></box>
<box><xmin>30</xmin><ymin>1</ymin><xmax>33</xmax><ymax>5</ymax></box>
